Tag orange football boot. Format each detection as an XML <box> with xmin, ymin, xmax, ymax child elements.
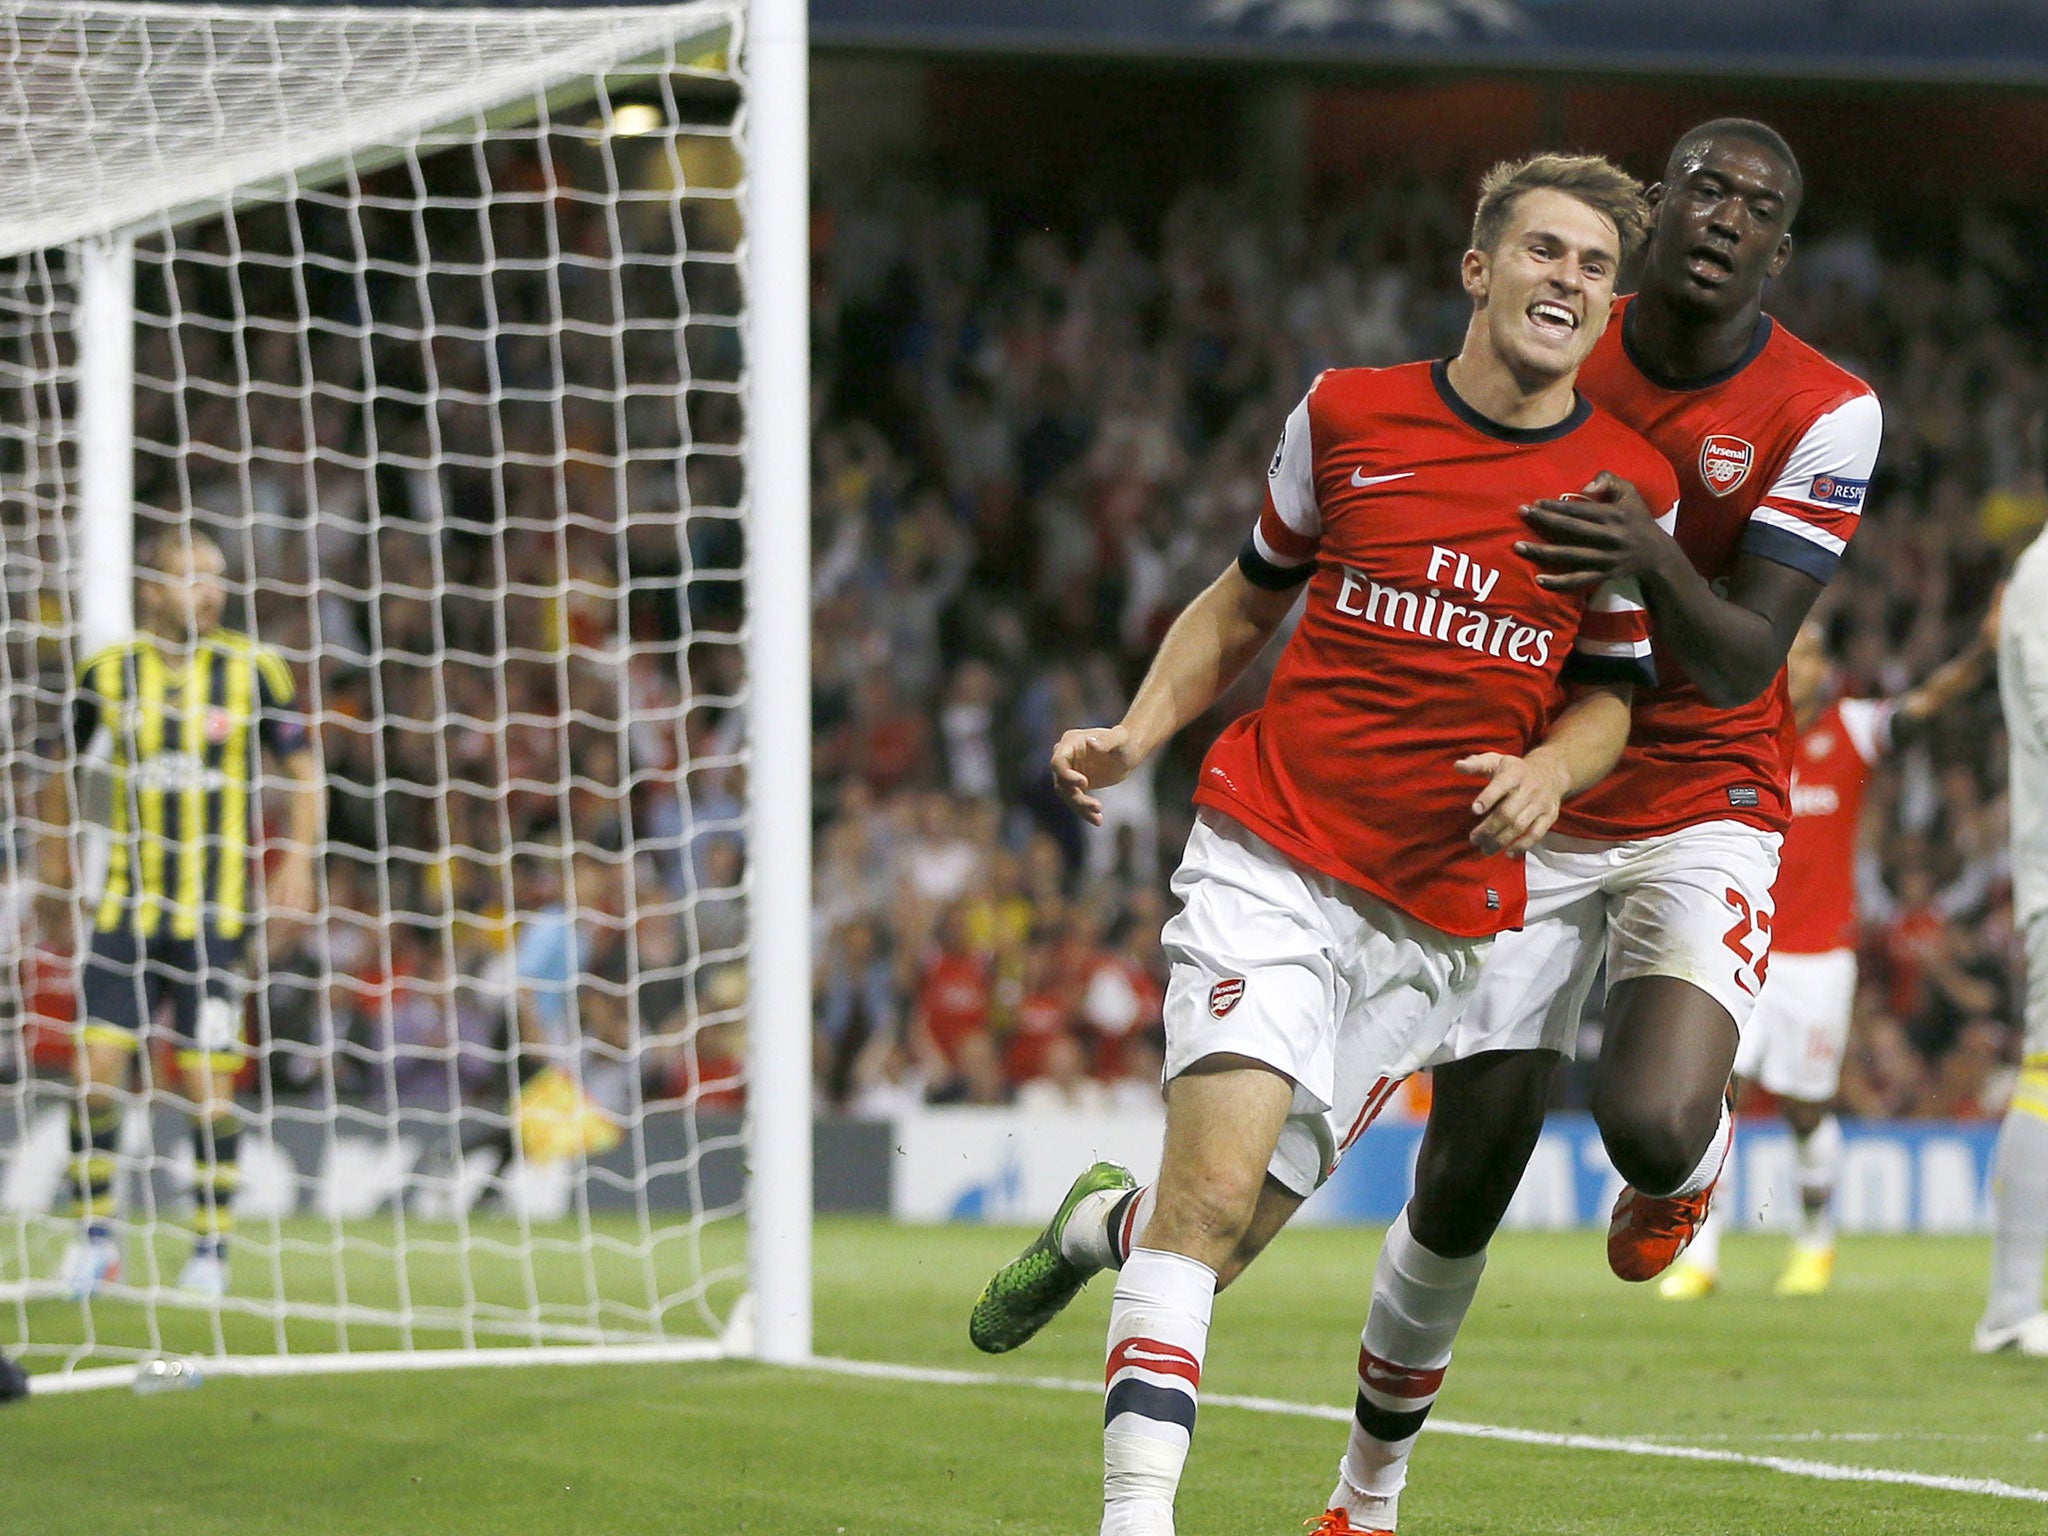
<box><xmin>1306</xmin><ymin>1511</ymin><xmax>1395</xmax><ymax>1535</ymax></box>
<box><xmin>1607</xmin><ymin>1177</ymin><xmax>1720</xmax><ymax>1282</ymax></box>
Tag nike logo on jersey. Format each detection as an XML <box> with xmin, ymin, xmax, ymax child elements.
<box><xmin>1351</xmin><ymin>469</ymin><xmax>1416</xmax><ymax>488</ymax></box>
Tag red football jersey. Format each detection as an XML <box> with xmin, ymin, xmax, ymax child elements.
<box><xmin>1194</xmin><ymin>360</ymin><xmax>1669</xmax><ymax>938</ymax></box>
<box><xmin>916</xmin><ymin>952</ymin><xmax>991</xmax><ymax>1066</ymax></box>
<box><xmin>1555</xmin><ymin>297</ymin><xmax>1883</xmax><ymax>841</ymax></box>
<box><xmin>1773</xmin><ymin>697</ymin><xmax>1891</xmax><ymax>954</ymax></box>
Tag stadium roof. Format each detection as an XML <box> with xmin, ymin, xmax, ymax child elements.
<box><xmin>814</xmin><ymin>0</ymin><xmax>2048</xmax><ymax>86</ymax></box>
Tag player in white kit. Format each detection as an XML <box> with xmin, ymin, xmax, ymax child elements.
<box><xmin>1979</xmin><ymin>501</ymin><xmax>2048</xmax><ymax>1355</ymax></box>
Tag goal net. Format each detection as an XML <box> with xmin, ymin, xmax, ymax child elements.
<box><xmin>0</xmin><ymin>0</ymin><xmax>807</xmax><ymax>1382</ymax></box>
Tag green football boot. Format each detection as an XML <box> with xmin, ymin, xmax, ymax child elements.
<box><xmin>968</xmin><ymin>1160</ymin><xmax>1136</xmax><ymax>1354</ymax></box>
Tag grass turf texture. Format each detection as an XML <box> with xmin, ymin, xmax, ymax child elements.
<box><xmin>4</xmin><ymin>1218</ymin><xmax>2046</xmax><ymax>1534</ymax></box>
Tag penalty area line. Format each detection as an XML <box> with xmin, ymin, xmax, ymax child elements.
<box><xmin>800</xmin><ymin>1355</ymin><xmax>2048</xmax><ymax>1505</ymax></box>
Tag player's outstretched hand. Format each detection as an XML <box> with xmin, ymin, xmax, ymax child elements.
<box><xmin>1051</xmin><ymin>726</ymin><xmax>1137</xmax><ymax>827</ymax></box>
<box><xmin>1456</xmin><ymin>751</ymin><xmax>1572</xmax><ymax>856</ymax></box>
<box><xmin>1516</xmin><ymin>470</ymin><xmax>1669</xmax><ymax>591</ymax></box>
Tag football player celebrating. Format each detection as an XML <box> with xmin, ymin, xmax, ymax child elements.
<box><xmin>1318</xmin><ymin>118</ymin><xmax>1883</xmax><ymax>1532</ymax></box>
<box><xmin>1664</xmin><ymin>605</ymin><xmax>1996</xmax><ymax>1301</ymax></box>
<box><xmin>972</xmin><ymin>153</ymin><xmax>1673</xmax><ymax>1536</ymax></box>
<box><xmin>970</xmin><ymin>121</ymin><xmax>1885</xmax><ymax>1536</ymax></box>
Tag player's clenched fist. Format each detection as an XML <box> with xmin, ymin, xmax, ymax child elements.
<box><xmin>1051</xmin><ymin>726</ymin><xmax>1138</xmax><ymax>826</ymax></box>
<box><xmin>1455</xmin><ymin>751</ymin><xmax>1573</xmax><ymax>857</ymax></box>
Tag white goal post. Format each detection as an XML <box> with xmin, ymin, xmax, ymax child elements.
<box><xmin>0</xmin><ymin>0</ymin><xmax>811</xmax><ymax>1381</ymax></box>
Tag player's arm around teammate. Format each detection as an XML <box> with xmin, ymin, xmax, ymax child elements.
<box><xmin>1516</xmin><ymin>470</ymin><xmax>1818</xmax><ymax>707</ymax></box>
<box><xmin>1417</xmin><ymin>126</ymin><xmax>1882</xmax><ymax>1251</ymax></box>
<box><xmin>1514</xmin><ymin>145</ymin><xmax>1813</xmax><ymax>709</ymax></box>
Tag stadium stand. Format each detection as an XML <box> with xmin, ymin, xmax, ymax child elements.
<box><xmin>2</xmin><ymin>153</ymin><xmax>2029</xmax><ymax>1127</ymax></box>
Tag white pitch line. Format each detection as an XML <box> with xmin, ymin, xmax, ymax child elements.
<box><xmin>28</xmin><ymin>1341</ymin><xmax>726</xmax><ymax>1396</ymax></box>
<box><xmin>801</xmin><ymin>1355</ymin><xmax>2048</xmax><ymax>1505</ymax></box>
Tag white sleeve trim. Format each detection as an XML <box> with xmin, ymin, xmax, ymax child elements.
<box><xmin>1758</xmin><ymin>392</ymin><xmax>1884</xmax><ymax>518</ymax></box>
<box><xmin>1264</xmin><ymin>391</ymin><xmax>1319</xmax><ymax>543</ymax></box>
<box><xmin>1250</xmin><ymin>520</ymin><xmax>1308</xmax><ymax>570</ymax></box>
<box><xmin>1575</xmin><ymin>577</ymin><xmax>1653</xmax><ymax>659</ymax></box>
<box><xmin>1750</xmin><ymin>503</ymin><xmax>1848</xmax><ymax>555</ymax></box>
<box><xmin>1835</xmin><ymin>696</ymin><xmax>1894</xmax><ymax>763</ymax></box>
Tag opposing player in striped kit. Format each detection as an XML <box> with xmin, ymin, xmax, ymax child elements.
<box><xmin>36</xmin><ymin>529</ymin><xmax>321</xmax><ymax>1300</ymax></box>
<box><xmin>1664</xmin><ymin>608</ymin><xmax>1996</xmax><ymax>1301</ymax></box>
<box><xmin>973</xmin><ymin>153</ymin><xmax>1671</xmax><ymax>1536</ymax></box>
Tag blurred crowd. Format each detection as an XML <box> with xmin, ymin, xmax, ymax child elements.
<box><xmin>4</xmin><ymin>124</ymin><xmax>755</xmax><ymax>1127</ymax></box>
<box><xmin>1</xmin><ymin>135</ymin><xmax>2040</xmax><ymax>1129</ymax></box>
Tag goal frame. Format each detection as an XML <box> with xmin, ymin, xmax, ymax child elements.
<box><xmin>11</xmin><ymin>0</ymin><xmax>811</xmax><ymax>1382</ymax></box>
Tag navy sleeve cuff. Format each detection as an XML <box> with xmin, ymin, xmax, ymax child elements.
<box><xmin>1737</xmin><ymin>522</ymin><xmax>1840</xmax><ymax>582</ymax></box>
<box><xmin>1237</xmin><ymin>535</ymin><xmax>1313</xmax><ymax>592</ymax></box>
<box><xmin>1560</xmin><ymin>652</ymin><xmax>1656</xmax><ymax>690</ymax></box>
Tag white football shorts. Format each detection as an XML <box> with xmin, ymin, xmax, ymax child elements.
<box><xmin>1430</xmin><ymin>819</ymin><xmax>1782</xmax><ymax>1064</ymax></box>
<box><xmin>1734</xmin><ymin>948</ymin><xmax>1857</xmax><ymax>1102</ymax></box>
<box><xmin>1161</xmin><ymin>810</ymin><xmax>1489</xmax><ymax>1197</ymax></box>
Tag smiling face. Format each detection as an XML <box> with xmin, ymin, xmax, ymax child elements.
<box><xmin>1643</xmin><ymin>135</ymin><xmax>1798</xmax><ymax>317</ymax></box>
<box><xmin>1462</xmin><ymin>186</ymin><xmax>1622</xmax><ymax>388</ymax></box>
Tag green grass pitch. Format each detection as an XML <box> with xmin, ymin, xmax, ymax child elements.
<box><xmin>4</xmin><ymin>1218</ymin><xmax>2046</xmax><ymax>1534</ymax></box>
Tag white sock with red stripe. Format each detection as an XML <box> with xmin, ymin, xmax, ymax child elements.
<box><xmin>1102</xmin><ymin>1247</ymin><xmax>1215</xmax><ymax>1536</ymax></box>
<box><xmin>1654</xmin><ymin>1095</ymin><xmax>1733</xmax><ymax>1200</ymax></box>
<box><xmin>1066</xmin><ymin>1183</ymin><xmax>1155</xmax><ymax>1273</ymax></box>
<box><xmin>1331</xmin><ymin>1210</ymin><xmax>1487</xmax><ymax>1529</ymax></box>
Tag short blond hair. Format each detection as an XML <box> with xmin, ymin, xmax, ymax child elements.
<box><xmin>1470</xmin><ymin>152</ymin><xmax>1651</xmax><ymax>265</ymax></box>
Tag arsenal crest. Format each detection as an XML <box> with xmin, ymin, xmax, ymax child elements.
<box><xmin>1208</xmin><ymin>977</ymin><xmax>1245</xmax><ymax>1017</ymax></box>
<box><xmin>205</xmin><ymin>706</ymin><xmax>234</xmax><ymax>744</ymax></box>
<box><xmin>1699</xmin><ymin>435</ymin><xmax>1754</xmax><ymax>497</ymax></box>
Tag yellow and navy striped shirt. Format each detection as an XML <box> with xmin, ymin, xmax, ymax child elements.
<box><xmin>70</xmin><ymin>631</ymin><xmax>308</xmax><ymax>940</ymax></box>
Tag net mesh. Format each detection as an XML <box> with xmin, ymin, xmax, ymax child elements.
<box><xmin>0</xmin><ymin>0</ymin><xmax>755</xmax><ymax>1371</ymax></box>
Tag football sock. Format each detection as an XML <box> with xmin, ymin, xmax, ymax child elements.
<box><xmin>191</xmin><ymin>1112</ymin><xmax>241</xmax><ymax>1257</ymax></box>
<box><xmin>1102</xmin><ymin>1247</ymin><xmax>1215</xmax><ymax>1536</ymax></box>
<box><xmin>1069</xmin><ymin>1183</ymin><xmax>1154</xmax><ymax>1273</ymax></box>
<box><xmin>1332</xmin><ymin>1209</ymin><xmax>1487</xmax><ymax>1528</ymax></box>
<box><xmin>1982</xmin><ymin>1101</ymin><xmax>2048</xmax><ymax>1332</ymax></box>
<box><xmin>68</xmin><ymin>1096</ymin><xmax>121</xmax><ymax>1231</ymax></box>
<box><xmin>1794</xmin><ymin>1114</ymin><xmax>1842</xmax><ymax>1248</ymax></box>
<box><xmin>1653</xmin><ymin>1094</ymin><xmax>1732</xmax><ymax>1200</ymax></box>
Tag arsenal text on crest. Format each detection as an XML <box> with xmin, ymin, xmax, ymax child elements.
<box><xmin>1699</xmin><ymin>435</ymin><xmax>1755</xmax><ymax>497</ymax></box>
<box><xmin>1208</xmin><ymin>977</ymin><xmax>1245</xmax><ymax>1018</ymax></box>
